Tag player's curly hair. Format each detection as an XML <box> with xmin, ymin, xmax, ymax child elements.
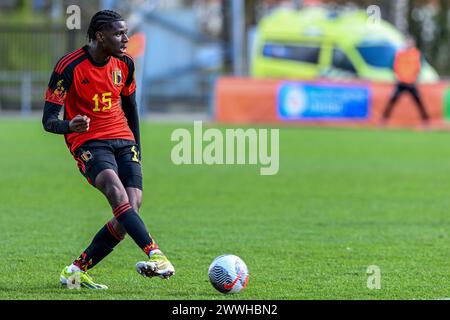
<box><xmin>87</xmin><ymin>10</ymin><xmax>124</xmax><ymax>42</ymax></box>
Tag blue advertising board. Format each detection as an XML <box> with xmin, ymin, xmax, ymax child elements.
<box><xmin>278</xmin><ymin>83</ymin><xmax>370</xmax><ymax>120</ymax></box>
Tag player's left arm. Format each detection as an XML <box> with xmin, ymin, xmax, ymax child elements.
<box><xmin>121</xmin><ymin>55</ymin><xmax>141</xmax><ymax>156</ymax></box>
<box><xmin>121</xmin><ymin>92</ymin><xmax>141</xmax><ymax>155</ymax></box>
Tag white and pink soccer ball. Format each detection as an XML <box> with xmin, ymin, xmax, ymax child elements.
<box><xmin>208</xmin><ymin>254</ymin><xmax>249</xmax><ymax>294</ymax></box>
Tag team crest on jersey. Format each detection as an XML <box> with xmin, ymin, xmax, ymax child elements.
<box><xmin>80</xmin><ymin>150</ymin><xmax>93</xmax><ymax>162</ymax></box>
<box><xmin>112</xmin><ymin>69</ymin><xmax>122</xmax><ymax>86</ymax></box>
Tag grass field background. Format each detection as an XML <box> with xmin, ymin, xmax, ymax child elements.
<box><xmin>1</xmin><ymin>119</ymin><xmax>450</xmax><ymax>300</ymax></box>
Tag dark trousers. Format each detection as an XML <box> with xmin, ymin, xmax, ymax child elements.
<box><xmin>382</xmin><ymin>82</ymin><xmax>429</xmax><ymax>121</ymax></box>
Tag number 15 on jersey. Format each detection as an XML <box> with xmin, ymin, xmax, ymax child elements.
<box><xmin>92</xmin><ymin>92</ymin><xmax>112</xmax><ymax>112</ymax></box>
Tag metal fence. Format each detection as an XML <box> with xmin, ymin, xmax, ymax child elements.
<box><xmin>0</xmin><ymin>19</ymin><xmax>223</xmax><ymax>115</ymax></box>
<box><xmin>0</xmin><ymin>27</ymin><xmax>85</xmax><ymax>113</ymax></box>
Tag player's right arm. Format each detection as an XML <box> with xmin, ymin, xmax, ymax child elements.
<box><xmin>43</xmin><ymin>103</ymin><xmax>90</xmax><ymax>133</ymax></box>
<box><xmin>42</xmin><ymin>101</ymin><xmax>70</xmax><ymax>134</ymax></box>
<box><xmin>42</xmin><ymin>60</ymin><xmax>90</xmax><ymax>134</ymax></box>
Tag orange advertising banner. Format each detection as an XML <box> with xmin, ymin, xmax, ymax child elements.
<box><xmin>214</xmin><ymin>77</ymin><xmax>449</xmax><ymax>128</ymax></box>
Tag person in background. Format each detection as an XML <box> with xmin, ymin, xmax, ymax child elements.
<box><xmin>381</xmin><ymin>36</ymin><xmax>430</xmax><ymax>126</ymax></box>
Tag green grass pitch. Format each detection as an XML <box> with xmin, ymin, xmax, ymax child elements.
<box><xmin>1</xmin><ymin>119</ymin><xmax>450</xmax><ymax>300</ymax></box>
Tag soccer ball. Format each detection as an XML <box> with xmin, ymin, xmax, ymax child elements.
<box><xmin>208</xmin><ymin>254</ymin><xmax>249</xmax><ymax>294</ymax></box>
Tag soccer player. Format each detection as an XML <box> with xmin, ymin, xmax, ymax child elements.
<box><xmin>42</xmin><ymin>10</ymin><xmax>175</xmax><ymax>289</ymax></box>
<box><xmin>381</xmin><ymin>36</ymin><xmax>430</xmax><ymax>125</ymax></box>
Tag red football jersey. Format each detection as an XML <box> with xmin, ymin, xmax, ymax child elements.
<box><xmin>45</xmin><ymin>46</ymin><xmax>137</xmax><ymax>153</ymax></box>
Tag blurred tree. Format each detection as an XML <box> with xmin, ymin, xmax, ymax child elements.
<box><xmin>432</xmin><ymin>0</ymin><xmax>450</xmax><ymax>74</ymax></box>
<box><xmin>409</xmin><ymin>0</ymin><xmax>449</xmax><ymax>75</ymax></box>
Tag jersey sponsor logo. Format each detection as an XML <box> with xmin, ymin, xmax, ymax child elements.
<box><xmin>112</xmin><ymin>69</ymin><xmax>122</xmax><ymax>86</ymax></box>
